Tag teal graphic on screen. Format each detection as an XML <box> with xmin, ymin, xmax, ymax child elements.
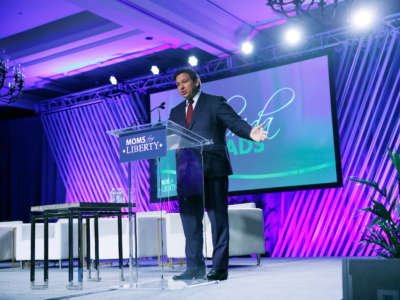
<box><xmin>150</xmin><ymin>54</ymin><xmax>340</xmax><ymax>196</ymax></box>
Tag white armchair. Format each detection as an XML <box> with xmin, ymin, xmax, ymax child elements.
<box><xmin>89</xmin><ymin>211</ymin><xmax>166</xmax><ymax>261</ymax></box>
<box><xmin>136</xmin><ymin>211</ymin><xmax>167</xmax><ymax>258</ymax></box>
<box><xmin>89</xmin><ymin>217</ymin><xmax>130</xmax><ymax>260</ymax></box>
<box><xmin>165</xmin><ymin>203</ymin><xmax>265</xmax><ymax>264</ymax></box>
<box><xmin>15</xmin><ymin>220</ymin><xmax>78</xmax><ymax>265</ymax></box>
<box><xmin>165</xmin><ymin>212</ymin><xmax>186</xmax><ymax>259</ymax></box>
<box><xmin>0</xmin><ymin>221</ymin><xmax>22</xmax><ymax>262</ymax></box>
<box><xmin>205</xmin><ymin>203</ymin><xmax>265</xmax><ymax>264</ymax></box>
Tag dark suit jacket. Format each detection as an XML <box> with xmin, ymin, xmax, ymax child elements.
<box><xmin>169</xmin><ymin>92</ymin><xmax>252</xmax><ymax>178</ymax></box>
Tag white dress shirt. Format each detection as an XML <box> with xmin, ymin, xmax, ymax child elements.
<box><xmin>185</xmin><ymin>90</ymin><xmax>201</xmax><ymax>115</ymax></box>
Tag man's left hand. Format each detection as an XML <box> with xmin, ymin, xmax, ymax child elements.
<box><xmin>250</xmin><ymin>124</ymin><xmax>268</xmax><ymax>142</ymax></box>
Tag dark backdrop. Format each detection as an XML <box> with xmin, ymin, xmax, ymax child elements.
<box><xmin>0</xmin><ymin>117</ymin><xmax>65</xmax><ymax>222</ymax></box>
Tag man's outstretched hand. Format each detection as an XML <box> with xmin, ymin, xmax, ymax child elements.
<box><xmin>250</xmin><ymin>124</ymin><xmax>268</xmax><ymax>142</ymax></box>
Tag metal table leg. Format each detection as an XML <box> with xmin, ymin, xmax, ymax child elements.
<box><xmin>94</xmin><ymin>215</ymin><xmax>101</xmax><ymax>281</ymax></box>
<box><xmin>30</xmin><ymin>216</ymin><xmax>36</xmax><ymax>287</ymax></box>
<box><xmin>118</xmin><ymin>214</ymin><xmax>124</xmax><ymax>281</ymax></box>
<box><xmin>44</xmin><ymin>214</ymin><xmax>49</xmax><ymax>285</ymax></box>
<box><xmin>78</xmin><ymin>213</ymin><xmax>83</xmax><ymax>287</ymax></box>
<box><xmin>67</xmin><ymin>213</ymin><xmax>74</xmax><ymax>288</ymax></box>
<box><xmin>86</xmin><ymin>216</ymin><xmax>91</xmax><ymax>279</ymax></box>
<box><xmin>66</xmin><ymin>213</ymin><xmax>83</xmax><ymax>290</ymax></box>
<box><xmin>30</xmin><ymin>215</ymin><xmax>48</xmax><ymax>289</ymax></box>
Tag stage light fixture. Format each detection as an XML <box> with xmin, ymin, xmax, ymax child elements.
<box><xmin>109</xmin><ymin>75</ymin><xmax>118</xmax><ymax>85</ymax></box>
<box><xmin>350</xmin><ymin>6</ymin><xmax>376</xmax><ymax>31</ymax></box>
<box><xmin>188</xmin><ymin>56</ymin><xmax>198</xmax><ymax>67</ymax></box>
<box><xmin>284</xmin><ymin>27</ymin><xmax>303</xmax><ymax>46</ymax></box>
<box><xmin>241</xmin><ymin>41</ymin><xmax>254</xmax><ymax>55</ymax></box>
<box><xmin>0</xmin><ymin>49</ymin><xmax>24</xmax><ymax>104</ymax></box>
<box><xmin>151</xmin><ymin>65</ymin><xmax>160</xmax><ymax>75</ymax></box>
<box><xmin>266</xmin><ymin>0</ymin><xmax>340</xmax><ymax>25</ymax></box>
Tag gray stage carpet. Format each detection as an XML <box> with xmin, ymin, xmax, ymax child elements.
<box><xmin>0</xmin><ymin>257</ymin><xmax>342</xmax><ymax>300</ymax></box>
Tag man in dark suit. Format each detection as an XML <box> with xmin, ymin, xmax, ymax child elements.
<box><xmin>169</xmin><ymin>68</ymin><xmax>267</xmax><ymax>281</ymax></box>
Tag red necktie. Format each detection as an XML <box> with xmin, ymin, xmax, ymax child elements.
<box><xmin>186</xmin><ymin>98</ymin><xmax>194</xmax><ymax>128</ymax></box>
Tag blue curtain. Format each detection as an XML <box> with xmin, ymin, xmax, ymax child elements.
<box><xmin>0</xmin><ymin>117</ymin><xmax>65</xmax><ymax>222</ymax></box>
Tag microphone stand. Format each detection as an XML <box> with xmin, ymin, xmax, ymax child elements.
<box><xmin>150</xmin><ymin>102</ymin><xmax>166</xmax><ymax>124</ymax></box>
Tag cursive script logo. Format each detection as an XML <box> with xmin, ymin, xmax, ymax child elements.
<box><xmin>226</xmin><ymin>87</ymin><xmax>295</xmax><ymax>139</ymax></box>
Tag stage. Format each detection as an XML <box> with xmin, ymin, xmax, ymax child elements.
<box><xmin>0</xmin><ymin>257</ymin><xmax>342</xmax><ymax>300</ymax></box>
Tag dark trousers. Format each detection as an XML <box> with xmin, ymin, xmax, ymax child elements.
<box><xmin>178</xmin><ymin>176</ymin><xmax>229</xmax><ymax>271</ymax></box>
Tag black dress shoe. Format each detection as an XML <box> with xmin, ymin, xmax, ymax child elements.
<box><xmin>207</xmin><ymin>269</ymin><xmax>228</xmax><ymax>281</ymax></box>
<box><xmin>172</xmin><ymin>268</ymin><xmax>206</xmax><ymax>280</ymax></box>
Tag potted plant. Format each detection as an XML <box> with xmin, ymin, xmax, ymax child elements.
<box><xmin>342</xmin><ymin>149</ymin><xmax>400</xmax><ymax>300</ymax></box>
<box><xmin>348</xmin><ymin>149</ymin><xmax>400</xmax><ymax>257</ymax></box>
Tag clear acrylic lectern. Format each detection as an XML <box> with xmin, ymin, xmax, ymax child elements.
<box><xmin>107</xmin><ymin>120</ymin><xmax>213</xmax><ymax>289</ymax></box>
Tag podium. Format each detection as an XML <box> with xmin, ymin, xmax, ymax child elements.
<box><xmin>107</xmin><ymin>120</ymin><xmax>213</xmax><ymax>288</ymax></box>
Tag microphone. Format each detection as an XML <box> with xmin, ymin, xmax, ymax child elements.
<box><xmin>151</xmin><ymin>101</ymin><xmax>166</xmax><ymax>123</ymax></box>
<box><xmin>150</xmin><ymin>101</ymin><xmax>166</xmax><ymax>112</ymax></box>
<box><xmin>130</xmin><ymin>101</ymin><xmax>165</xmax><ymax>128</ymax></box>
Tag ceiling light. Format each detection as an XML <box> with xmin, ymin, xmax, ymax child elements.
<box><xmin>284</xmin><ymin>27</ymin><xmax>303</xmax><ymax>46</ymax></box>
<box><xmin>188</xmin><ymin>56</ymin><xmax>198</xmax><ymax>67</ymax></box>
<box><xmin>109</xmin><ymin>75</ymin><xmax>118</xmax><ymax>85</ymax></box>
<box><xmin>151</xmin><ymin>65</ymin><xmax>160</xmax><ymax>75</ymax></box>
<box><xmin>350</xmin><ymin>6</ymin><xmax>377</xmax><ymax>31</ymax></box>
<box><xmin>241</xmin><ymin>41</ymin><xmax>254</xmax><ymax>55</ymax></box>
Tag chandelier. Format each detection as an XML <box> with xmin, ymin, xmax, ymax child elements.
<box><xmin>266</xmin><ymin>0</ymin><xmax>341</xmax><ymax>20</ymax></box>
<box><xmin>0</xmin><ymin>51</ymin><xmax>25</xmax><ymax>104</ymax></box>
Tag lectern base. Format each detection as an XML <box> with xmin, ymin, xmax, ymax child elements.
<box><xmin>117</xmin><ymin>277</ymin><xmax>217</xmax><ymax>290</ymax></box>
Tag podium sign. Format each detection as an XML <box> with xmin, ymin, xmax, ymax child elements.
<box><xmin>119</xmin><ymin>125</ymin><xmax>167</xmax><ymax>162</ymax></box>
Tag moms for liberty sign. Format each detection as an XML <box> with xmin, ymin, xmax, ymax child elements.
<box><xmin>119</xmin><ymin>126</ymin><xmax>167</xmax><ymax>162</ymax></box>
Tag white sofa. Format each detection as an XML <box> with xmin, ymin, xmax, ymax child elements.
<box><xmin>0</xmin><ymin>221</ymin><xmax>22</xmax><ymax>261</ymax></box>
<box><xmin>165</xmin><ymin>203</ymin><xmax>265</xmax><ymax>264</ymax></box>
<box><xmin>89</xmin><ymin>211</ymin><xmax>166</xmax><ymax>261</ymax></box>
<box><xmin>89</xmin><ymin>217</ymin><xmax>130</xmax><ymax>260</ymax></box>
<box><xmin>15</xmin><ymin>220</ymin><xmax>78</xmax><ymax>264</ymax></box>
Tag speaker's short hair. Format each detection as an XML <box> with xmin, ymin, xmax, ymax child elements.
<box><xmin>174</xmin><ymin>68</ymin><xmax>200</xmax><ymax>84</ymax></box>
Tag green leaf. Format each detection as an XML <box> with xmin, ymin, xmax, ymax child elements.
<box><xmin>397</xmin><ymin>201</ymin><xmax>400</xmax><ymax>215</ymax></box>
<box><xmin>367</xmin><ymin>217</ymin><xmax>381</xmax><ymax>229</ymax></box>
<box><xmin>365</xmin><ymin>220</ymin><xmax>377</xmax><ymax>233</ymax></box>
<box><xmin>360</xmin><ymin>207</ymin><xmax>374</xmax><ymax>213</ymax></box>
<box><xmin>371</xmin><ymin>200</ymin><xmax>391</xmax><ymax>220</ymax></box>
<box><xmin>387</xmin><ymin>184</ymin><xmax>396</xmax><ymax>205</ymax></box>
<box><xmin>376</xmin><ymin>224</ymin><xmax>399</xmax><ymax>255</ymax></box>
<box><xmin>354</xmin><ymin>148</ymin><xmax>400</xmax><ymax>258</ymax></box>
<box><xmin>398</xmin><ymin>176</ymin><xmax>400</xmax><ymax>200</ymax></box>
<box><xmin>389</xmin><ymin>148</ymin><xmax>400</xmax><ymax>176</ymax></box>
<box><xmin>388</xmin><ymin>224</ymin><xmax>400</xmax><ymax>251</ymax></box>
<box><xmin>388</xmin><ymin>195</ymin><xmax>398</xmax><ymax>215</ymax></box>
<box><xmin>348</xmin><ymin>177</ymin><xmax>386</xmax><ymax>197</ymax></box>
<box><xmin>362</xmin><ymin>236</ymin><xmax>389</xmax><ymax>251</ymax></box>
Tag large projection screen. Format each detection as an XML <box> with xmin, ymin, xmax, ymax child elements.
<box><xmin>150</xmin><ymin>53</ymin><xmax>342</xmax><ymax>196</ymax></box>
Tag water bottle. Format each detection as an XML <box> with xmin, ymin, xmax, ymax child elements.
<box><xmin>117</xmin><ymin>188</ymin><xmax>124</xmax><ymax>203</ymax></box>
<box><xmin>110</xmin><ymin>188</ymin><xmax>116</xmax><ymax>203</ymax></box>
<box><xmin>115</xmin><ymin>188</ymin><xmax>120</xmax><ymax>203</ymax></box>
